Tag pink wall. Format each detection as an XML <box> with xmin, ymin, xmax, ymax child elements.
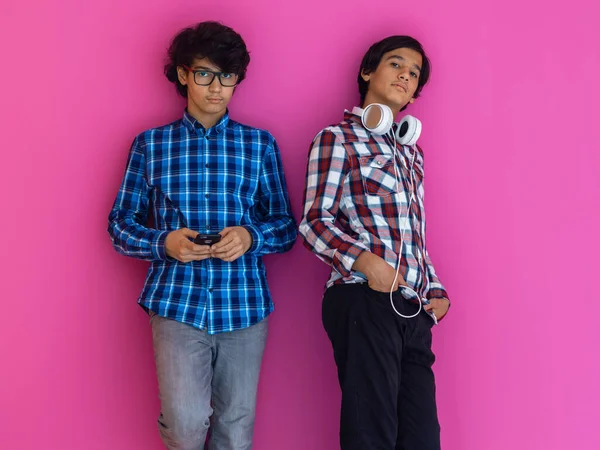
<box><xmin>1</xmin><ymin>0</ymin><xmax>599</xmax><ymax>448</ymax></box>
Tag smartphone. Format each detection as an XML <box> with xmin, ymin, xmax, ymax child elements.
<box><xmin>194</xmin><ymin>234</ymin><xmax>222</xmax><ymax>246</ymax></box>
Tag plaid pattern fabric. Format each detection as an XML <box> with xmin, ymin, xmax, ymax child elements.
<box><xmin>299</xmin><ymin>110</ymin><xmax>448</xmax><ymax>302</ymax></box>
<box><xmin>108</xmin><ymin>110</ymin><xmax>297</xmax><ymax>334</ymax></box>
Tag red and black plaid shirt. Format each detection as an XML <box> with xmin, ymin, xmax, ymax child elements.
<box><xmin>299</xmin><ymin>110</ymin><xmax>448</xmax><ymax>302</ymax></box>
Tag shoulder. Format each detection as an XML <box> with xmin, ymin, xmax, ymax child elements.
<box><xmin>313</xmin><ymin>119</ymin><xmax>369</xmax><ymax>146</ymax></box>
<box><xmin>228</xmin><ymin>119</ymin><xmax>276</xmax><ymax>147</ymax></box>
<box><xmin>134</xmin><ymin>118</ymin><xmax>185</xmax><ymax>149</ymax></box>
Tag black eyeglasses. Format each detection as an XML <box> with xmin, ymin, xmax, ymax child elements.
<box><xmin>182</xmin><ymin>65</ymin><xmax>239</xmax><ymax>87</ymax></box>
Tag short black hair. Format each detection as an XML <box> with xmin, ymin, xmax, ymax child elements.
<box><xmin>164</xmin><ymin>21</ymin><xmax>251</xmax><ymax>97</ymax></box>
<box><xmin>357</xmin><ymin>36</ymin><xmax>431</xmax><ymax>109</ymax></box>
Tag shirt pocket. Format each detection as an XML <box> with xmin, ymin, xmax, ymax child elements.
<box><xmin>358</xmin><ymin>154</ymin><xmax>398</xmax><ymax>196</ymax></box>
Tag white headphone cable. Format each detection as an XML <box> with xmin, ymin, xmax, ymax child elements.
<box><xmin>388</xmin><ymin>129</ymin><xmax>422</xmax><ymax>319</ymax></box>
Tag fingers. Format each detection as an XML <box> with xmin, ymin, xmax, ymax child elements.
<box><xmin>211</xmin><ymin>239</ymin><xmax>238</xmax><ymax>256</ymax></box>
<box><xmin>190</xmin><ymin>244</ymin><xmax>212</xmax><ymax>256</ymax></box>
<box><xmin>212</xmin><ymin>227</ymin><xmax>232</xmax><ymax>249</ymax></box>
<box><xmin>176</xmin><ymin>241</ymin><xmax>210</xmax><ymax>262</ymax></box>
<box><xmin>218</xmin><ymin>227</ymin><xmax>233</xmax><ymax>237</ymax></box>
<box><xmin>424</xmin><ymin>304</ymin><xmax>438</xmax><ymax>320</ymax></box>
<box><xmin>180</xmin><ymin>228</ymin><xmax>198</xmax><ymax>239</ymax></box>
<box><xmin>218</xmin><ymin>249</ymin><xmax>243</xmax><ymax>262</ymax></box>
<box><xmin>180</xmin><ymin>239</ymin><xmax>209</xmax><ymax>254</ymax></box>
<box><xmin>188</xmin><ymin>242</ymin><xmax>210</xmax><ymax>255</ymax></box>
<box><xmin>211</xmin><ymin>233</ymin><xmax>233</xmax><ymax>251</ymax></box>
<box><xmin>213</xmin><ymin>242</ymin><xmax>243</xmax><ymax>261</ymax></box>
<box><xmin>179</xmin><ymin>254</ymin><xmax>211</xmax><ymax>263</ymax></box>
<box><xmin>424</xmin><ymin>298</ymin><xmax>449</xmax><ymax>321</ymax></box>
<box><xmin>187</xmin><ymin>243</ymin><xmax>211</xmax><ymax>257</ymax></box>
<box><xmin>396</xmin><ymin>274</ymin><xmax>408</xmax><ymax>287</ymax></box>
<box><xmin>211</xmin><ymin>229</ymin><xmax>244</xmax><ymax>261</ymax></box>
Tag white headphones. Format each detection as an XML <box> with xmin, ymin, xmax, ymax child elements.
<box><xmin>352</xmin><ymin>103</ymin><xmax>422</xmax><ymax>147</ymax></box>
<box><xmin>352</xmin><ymin>103</ymin><xmax>432</xmax><ymax>321</ymax></box>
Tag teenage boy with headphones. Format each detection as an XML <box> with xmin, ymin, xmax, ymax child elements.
<box><xmin>299</xmin><ymin>36</ymin><xmax>450</xmax><ymax>450</ymax></box>
<box><xmin>108</xmin><ymin>22</ymin><xmax>296</xmax><ymax>450</ymax></box>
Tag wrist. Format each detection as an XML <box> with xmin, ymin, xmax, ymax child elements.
<box><xmin>353</xmin><ymin>251</ymin><xmax>380</xmax><ymax>279</ymax></box>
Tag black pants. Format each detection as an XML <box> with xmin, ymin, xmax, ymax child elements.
<box><xmin>322</xmin><ymin>283</ymin><xmax>440</xmax><ymax>450</ymax></box>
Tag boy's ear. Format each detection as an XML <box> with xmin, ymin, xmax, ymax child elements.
<box><xmin>177</xmin><ymin>66</ymin><xmax>188</xmax><ymax>86</ymax></box>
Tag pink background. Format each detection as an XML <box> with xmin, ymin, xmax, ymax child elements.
<box><xmin>1</xmin><ymin>0</ymin><xmax>599</xmax><ymax>449</ymax></box>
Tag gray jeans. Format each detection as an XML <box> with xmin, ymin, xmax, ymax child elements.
<box><xmin>150</xmin><ymin>314</ymin><xmax>268</xmax><ymax>450</ymax></box>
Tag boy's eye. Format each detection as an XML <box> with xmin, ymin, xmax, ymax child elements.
<box><xmin>411</xmin><ymin>72</ymin><xmax>418</xmax><ymax>78</ymax></box>
<box><xmin>198</xmin><ymin>71</ymin><xmax>211</xmax><ymax>77</ymax></box>
<box><xmin>221</xmin><ymin>73</ymin><xmax>233</xmax><ymax>79</ymax></box>
<box><xmin>391</xmin><ymin>62</ymin><xmax>399</xmax><ymax>68</ymax></box>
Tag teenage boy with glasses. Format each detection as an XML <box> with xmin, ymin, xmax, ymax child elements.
<box><xmin>108</xmin><ymin>21</ymin><xmax>297</xmax><ymax>450</ymax></box>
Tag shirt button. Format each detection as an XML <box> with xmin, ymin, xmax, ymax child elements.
<box><xmin>205</xmin><ymin>163</ymin><xmax>209</xmax><ymax>168</ymax></box>
<box><xmin>205</xmin><ymin>194</ymin><xmax>210</xmax><ymax>198</ymax></box>
<box><xmin>208</xmin><ymin>288</ymin><xmax>213</xmax><ymax>293</ymax></box>
<box><xmin>207</xmin><ymin>224</ymin><xmax>211</xmax><ymax>229</ymax></box>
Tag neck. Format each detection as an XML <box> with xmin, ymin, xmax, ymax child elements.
<box><xmin>186</xmin><ymin>104</ymin><xmax>225</xmax><ymax>129</ymax></box>
<box><xmin>362</xmin><ymin>94</ymin><xmax>403</xmax><ymax>118</ymax></box>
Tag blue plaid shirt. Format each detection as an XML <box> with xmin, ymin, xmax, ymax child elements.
<box><xmin>108</xmin><ymin>110</ymin><xmax>297</xmax><ymax>334</ymax></box>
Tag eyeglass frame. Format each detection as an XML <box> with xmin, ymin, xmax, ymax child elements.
<box><xmin>181</xmin><ymin>65</ymin><xmax>240</xmax><ymax>87</ymax></box>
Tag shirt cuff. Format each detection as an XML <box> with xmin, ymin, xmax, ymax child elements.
<box><xmin>427</xmin><ymin>288</ymin><xmax>450</xmax><ymax>302</ymax></box>
<box><xmin>243</xmin><ymin>224</ymin><xmax>264</xmax><ymax>254</ymax></box>
<box><xmin>150</xmin><ymin>230</ymin><xmax>171</xmax><ymax>261</ymax></box>
<box><xmin>332</xmin><ymin>242</ymin><xmax>369</xmax><ymax>278</ymax></box>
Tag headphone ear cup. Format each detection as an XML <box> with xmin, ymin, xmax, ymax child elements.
<box><xmin>396</xmin><ymin>115</ymin><xmax>422</xmax><ymax>146</ymax></box>
<box><xmin>362</xmin><ymin>103</ymin><xmax>394</xmax><ymax>135</ymax></box>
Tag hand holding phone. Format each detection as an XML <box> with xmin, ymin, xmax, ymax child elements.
<box><xmin>209</xmin><ymin>226</ymin><xmax>253</xmax><ymax>262</ymax></box>
<box><xmin>165</xmin><ymin>228</ymin><xmax>212</xmax><ymax>263</ymax></box>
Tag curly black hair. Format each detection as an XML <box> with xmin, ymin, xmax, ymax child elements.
<box><xmin>164</xmin><ymin>21</ymin><xmax>251</xmax><ymax>97</ymax></box>
<box><xmin>358</xmin><ymin>36</ymin><xmax>431</xmax><ymax>110</ymax></box>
